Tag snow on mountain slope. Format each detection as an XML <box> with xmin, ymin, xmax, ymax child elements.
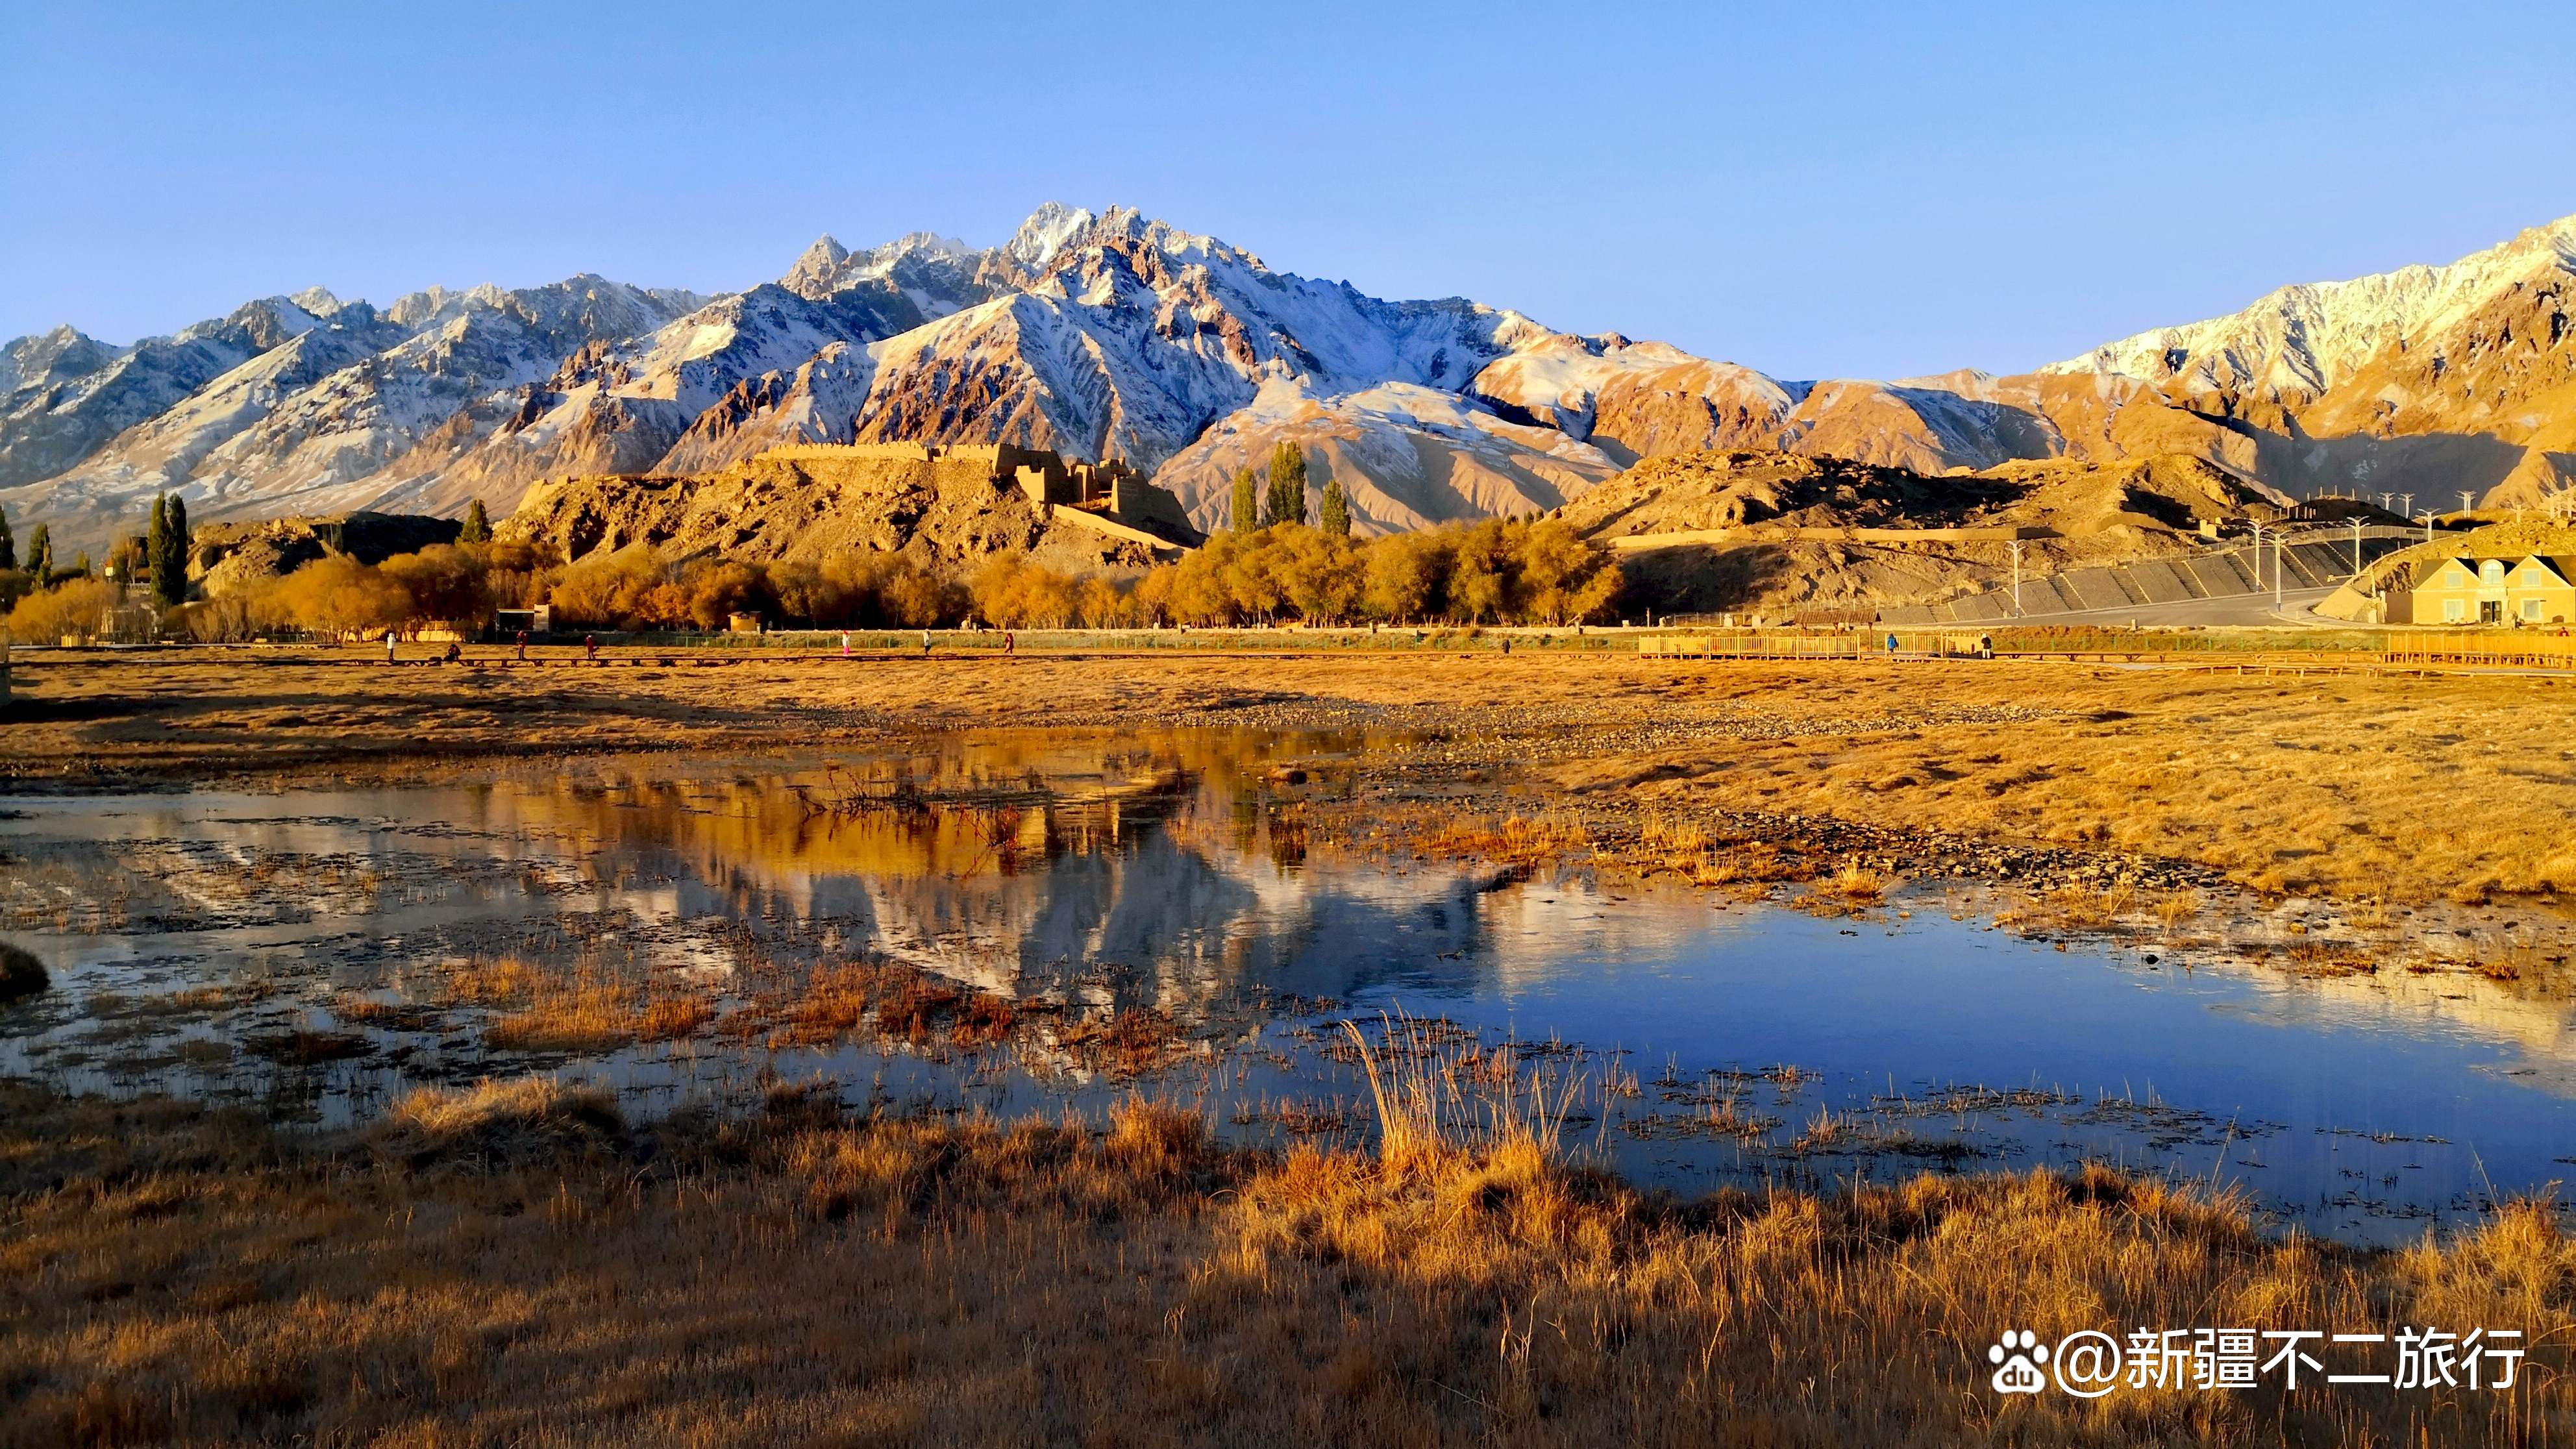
<box><xmin>0</xmin><ymin>291</ymin><xmax>354</xmax><ymax>491</ymax></box>
<box><xmin>2043</xmin><ymin>214</ymin><xmax>2576</xmax><ymax>503</ymax></box>
<box><xmin>354</xmin><ymin>280</ymin><xmax>925</xmax><ymax>514</ymax></box>
<box><xmin>654</xmin><ymin>341</ymin><xmax>882</xmax><ymax>474</ymax></box>
<box><xmin>1154</xmin><ymin>377</ymin><xmax>1624</xmax><ymax>535</ymax></box>
<box><xmin>813</xmin><ymin>206</ymin><xmax>1561</xmax><ymax>482</ymax></box>
<box><xmin>0</xmin><ymin>325</ymin><xmax>125</xmax><ymax>400</ymax></box>
<box><xmin>1467</xmin><ymin>336</ymin><xmax>1806</xmax><ymax>456</ymax></box>
<box><xmin>5</xmin><ymin>277</ymin><xmax>706</xmax><ymax>547</ymax></box>
<box><xmin>2046</xmin><ymin>214</ymin><xmax>2576</xmax><ymax>400</ymax></box>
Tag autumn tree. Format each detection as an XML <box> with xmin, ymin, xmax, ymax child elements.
<box><xmin>1230</xmin><ymin>468</ymin><xmax>1259</xmax><ymax>536</ymax></box>
<box><xmin>1263</xmin><ymin>441</ymin><xmax>1307</xmax><ymax>528</ymax></box>
<box><xmin>1320</xmin><ymin>475</ymin><xmax>1352</xmax><ymax>538</ymax></box>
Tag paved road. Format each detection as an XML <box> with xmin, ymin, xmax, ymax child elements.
<box><xmin>1998</xmin><ymin>585</ymin><xmax>2343</xmax><ymax>629</ymax></box>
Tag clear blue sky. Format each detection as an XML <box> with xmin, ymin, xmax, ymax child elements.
<box><xmin>4</xmin><ymin>0</ymin><xmax>2570</xmax><ymax>380</ymax></box>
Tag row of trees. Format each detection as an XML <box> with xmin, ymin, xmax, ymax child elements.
<box><xmin>0</xmin><ymin>495</ymin><xmax>190</xmax><ymax>604</ymax></box>
<box><xmin>3</xmin><ymin>501</ymin><xmax>1624</xmax><ymax>644</ymax></box>
<box><xmin>972</xmin><ymin>517</ymin><xmax>1622</xmax><ymax>629</ymax></box>
<box><xmin>1228</xmin><ymin>443</ymin><xmax>1352</xmax><ymax>538</ymax></box>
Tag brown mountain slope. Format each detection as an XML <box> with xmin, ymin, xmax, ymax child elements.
<box><xmin>1565</xmin><ymin>450</ymin><xmax>2272</xmax><ymax>616</ymax></box>
<box><xmin>497</xmin><ymin>448</ymin><xmax>1171</xmax><ymax>575</ymax></box>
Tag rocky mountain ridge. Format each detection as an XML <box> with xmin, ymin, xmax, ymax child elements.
<box><xmin>5</xmin><ymin>204</ymin><xmax>2571</xmax><ymax>558</ymax></box>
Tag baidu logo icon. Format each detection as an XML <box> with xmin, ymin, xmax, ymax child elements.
<box><xmin>1987</xmin><ymin>1330</ymin><xmax>2049</xmax><ymax>1393</ymax></box>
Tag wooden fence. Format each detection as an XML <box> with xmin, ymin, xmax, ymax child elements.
<box><xmin>1639</xmin><ymin>631</ymin><xmax>1993</xmax><ymax>660</ymax></box>
<box><xmin>2383</xmin><ymin>632</ymin><xmax>2576</xmax><ymax>668</ymax></box>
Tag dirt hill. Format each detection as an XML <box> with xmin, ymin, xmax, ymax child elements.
<box><xmin>1563</xmin><ymin>450</ymin><xmax>2280</xmax><ymax>615</ymax></box>
<box><xmin>497</xmin><ymin>446</ymin><xmax>1182</xmax><ymax>575</ymax></box>
<box><xmin>190</xmin><ymin>512</ymin><xmax>462</xmax><ymax>598</ymax></box>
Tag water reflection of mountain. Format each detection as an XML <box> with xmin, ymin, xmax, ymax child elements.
<box><xmin>425</xmin><ymin>734</ymin><xmax>1702</xmax><ymax>1015</ymax></box>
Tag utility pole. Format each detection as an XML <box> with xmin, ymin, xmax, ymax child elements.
<box><xmin>2009</xmin><ymin>538</ymin><xmax>2023</xmax><ymax>616</ymax></box>
<box><xmin>2351</xmin><ymin>517</ymin><xmax>2365</xmax><ymax>576</ymax></box>
<box><xmin>2275</xmin><ymin>535</ymin><xmax>2285</xmax><ymax>611</ymax></box>
<box><xmin>2250</xmin><ymin>521</ymin><xmax>2265</xmax><ymax>594</ymax></box>
<box><xmin>2459</xmin><ymin>490</ymin><xmax>2477</xmax><ymax>517</ymax></box>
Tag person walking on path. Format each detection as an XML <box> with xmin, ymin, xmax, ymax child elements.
<box><xmin>384</xmin><ymin>629</ymin><xmax>397</xmax><ymax>665</ymax></box>
<box><xmin>584</xmin><ymin>634</ymin><xmax>599</xmax><ymax>663</ymax></box>
<box><xmin>921</xmin><ymin>629</ymin><xmax>932</xmax><ymax>659</ymax></box>
<box><xmin>443</xmin><ymin>641</ymin><xmax>462</xmax><ymax>665</ymax></box>
<box><xmin>1885</xmin><ymin>631</ymin><xmax>1900</xmax><ymax>658</ymax></box>
<box><xmin>515</xmin><ymin>629</ymin><xmax>528</xmax><ymax>662</ymax></box>
<box><xmin>1979</xmin><ymin>632</ymin><xmax>1994</xmax><ymax>660</ymax></box>
<box><xmin>1004</xmin><ymin>631</ymin><xmax>1015</xmax><ymax>656</ymax></box>
<box><xmin>841</xmin><ymin>630</ymin><xmax>850</xmax><ymax>658</ymax></box>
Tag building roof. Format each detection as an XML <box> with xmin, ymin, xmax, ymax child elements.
<box><xmin>2414</xmin><ymin>555</ymin><xmax>2576</xmax><ymax>589</ymax></box>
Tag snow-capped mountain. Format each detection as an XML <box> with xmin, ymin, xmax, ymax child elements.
<box><xmin>5</xmin><ymin>203</ymin><xmax>2572</xmax><ymax>558</ymax></box>
<box><xmin>2042</xmin><ymin>215</ymin><xmax>2576</xmax><ymax>504</ymax></box>
<box><xmin>2045</xmin><ymin>217</ymin><xmax>2576</xmax><ymax>400</ymax></box>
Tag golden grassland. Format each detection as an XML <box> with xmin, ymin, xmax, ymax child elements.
<box><xmin>3</xmin><ymin>1072</ymin><xmax>2568</xmax><ymax>1448</ymax></box>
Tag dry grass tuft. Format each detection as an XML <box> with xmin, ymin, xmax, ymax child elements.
<box><xmin>1828</xmin><ymin>861</ymin><xmax>1888</xmax><ymax>901</ymax></box>
<box><xmin>370</xmin><ymin>1077</ymin><xmax>626</xmax><ymax>1170</ymax></box>
<box><xmin>1422</xmin><ymin>812</ymin><xmax>1590</xmax><ymax>865</ymax></box>
<box><xmin>1</xmin><ymin>1076</ymin><xmax>2570</xmax><ymax>1446</ymax></box>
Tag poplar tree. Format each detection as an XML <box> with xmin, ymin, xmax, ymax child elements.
<box><xmin>1264</xmin><ymin>441</ymin><xmax>1307</xmax><ymax>528</ymax></box>
<box><xmin>1320</xmin><ymin>476</ymin><xmax>1352</xmax><ymax>538</ymax></box>
<box><xmin>1230</xmin><ymin>467</ymin><xmax>1259</xmax><ymax>536</ymax></box>
<box><xmin>459</xmin><ymin>497</ymin><xmax>491</xmax><ymax>544</ymax></box>
<box><xmin>27</xmin><ymin>525</ymin><xmax>51</xmax><ymax>582</ymax></box>
<box><xmin>166</xmin><ymin>492</ymin><xmax>190</xmax><ymax>600</ymax></box>
<box><xmin>0</xmin><ymin>504</ymin><xmax>14</xmax><ymax>572</ymax></box>
<box><xmin>148</xmin><ymin>494</ymin><xmax>187</xmax><ymax>605</ymax></box>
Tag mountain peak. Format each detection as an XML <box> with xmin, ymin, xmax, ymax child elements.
<box><xmin>1005</xmin><ymin>202</ymin><xmax>1095</xmax><ymax>271</ymax></box>
<box><xmin>779</xmin><ymin>235</ymin><xmax>850</xmax><ymax>297</ymax></box>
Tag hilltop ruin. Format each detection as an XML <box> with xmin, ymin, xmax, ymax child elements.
<box><xmin>497</xmin><ymin>442</ymin><xmax>1203</xmax><ymax>573</ymax></box>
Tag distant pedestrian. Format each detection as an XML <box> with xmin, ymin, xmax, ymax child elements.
<box><xmin>1004</xmin><ymin>631</ymin><xmax>1015</xmax><ymax>655</ymax></box>
<box><xmin>1979</xmin><ymin>632</ymin><xmax>1993</xmax><ymax>660</ymax></box>
<box><xmin>1885</xmin><ymin>632</ymin><xmax>1900</xmax><ymax>656</ymax></box>
<box><xmin>1500</xmin><ymin>637</ymin><xmax>1511</xmax><ymax>655</ymax></box>
<box><xmin>443</xmin><ymin>641</ymin><xmax>461</xmax><ymax>665</ymax></box>
<box><xmin>841</xmin><ymin>630</ymin><xmax>850</xmax><ymax>658</ymax></box>
<box><xmin>384</xmin><ymin>629</ymin><xmax>397</xmax><ymax>664</ymax></box>
<box><xmin>921</xmin><ymin>629</ymin><xmax>932</xmax><ymax>658</ymax></box>
<box><xmin>515</xmin><ymin>629</ymin><xmax>528</xmax><ymax>662</ymax></box>
<box><xmin>584</xmin><ymin>634</ymin><xmax>598</xmax><ymax>662</ymax></box>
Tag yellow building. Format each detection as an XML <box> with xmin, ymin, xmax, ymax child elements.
<box><xmin>2407</xmin><ymin>554</ymin><xmax>2576</xmax><ymax>626</ymax></box>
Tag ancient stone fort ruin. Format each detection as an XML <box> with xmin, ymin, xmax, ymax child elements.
<box><xmin>758</xmin><ymin>442</ymin><xmax>1201</xmax><ymax>552</ymax></box>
